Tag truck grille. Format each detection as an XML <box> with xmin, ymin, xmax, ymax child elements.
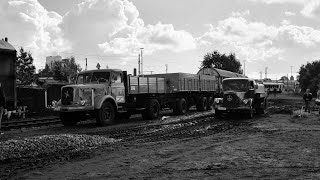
<box><xmin>61</xmin><ymin>87</ymin><xmax>73</xmax><ymax>105</ymax></box>
<box><xmin>223</xmin><ymin>94</ymin><xmax>240</xmax><ymax>108</ymax></box>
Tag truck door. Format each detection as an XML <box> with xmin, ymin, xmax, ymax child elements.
<box><xmin>111</xmin><ymin>72</ymin><xmax>125</xmax><ymax>103</ymax></box>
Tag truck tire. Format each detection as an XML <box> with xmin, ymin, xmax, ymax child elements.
<box><xmin>142</xmin><ymin>99</ymin><xmax>160</xmax><ymax>120</ymax></box>
<box><xmin>214</xmin><ymin>109</ymin><xmax>222</xmax><ymax>119</ymax></box>
<box><xmin>60</xmin><ymin>112</ymin><xmax>77</xmax><ymax>126</ymax></box>
<box><xmin>96</xmin><ymin>101</ymin><xmax>115</xmax><ymax>126</ymax></box>
<box><xmin>175</xmin><ymin>98</ymin><xmax>188</xmax><ymax>115</ymax></box>
<box><xmin>206</xmin><ymin>97</ymin><xmax>214</xmax><ymax>110</ymax></box>
<box><xmin>196</xmin><ymin>97</ymin><xmax>207</xmax><ymax>111</ymax></box>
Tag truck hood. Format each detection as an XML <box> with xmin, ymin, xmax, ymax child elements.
<box><xmin>64</xmin><ymin>83</ymin><xmax>106</xmax><ymax>89</ymax></box>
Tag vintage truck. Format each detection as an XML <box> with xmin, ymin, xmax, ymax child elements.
<box><xmin>57</xmin><ymin>69</ymin><xmax>218</xmax><ymax>126</ymax></box>
<box><xmin>213</xmin><ymin>78</ymin><xmax>267</xmax><ymax>118</ymax></box>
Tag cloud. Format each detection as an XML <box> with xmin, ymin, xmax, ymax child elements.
<box><xmin>284</xmin><ymin>11</ymin><xmax>296</xmax><ymax>16</ymax></box>
<box><xmin>0</xmin><ymin>0</ymin><xmax>71</xmax><ymax>68</ymax></box>
<box><xmin>248</xmin><ymin>0</ymin><xmax>320</xmax><ymax>18</ymax></box>
<box><xmin>61</xmin><ymin>0</ymin><xmax>197</xmax><ymax>56</ymax></box>
<box><xmin>199</xmin><ymin>13</ymin><xmax>320</xmax><ymax>62</ymax></box>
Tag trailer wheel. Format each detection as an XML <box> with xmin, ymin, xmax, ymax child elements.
<box><xmin>196</xmin><ymin>97</ymin><xmax>207</xmax><ymax>111</ymax></box>
<box><xmin>175</xmin><ymin>98</ymin><xmax>188</xmax><ymax>115</ymax></box>
<box><xmin>206</xmin><ymin>97</ymin><xmax>214</xmax><ymax>110</ymax></box>
<box><xmin>96</xmin><ymin>101</ymin><xmax>115</xmax><ymax>126</ymax></box>
<box><xmin>142</xmin><ymin>99</ymin><xmax>160</xmax><ymax>120</ymax></box>
<box><xmin>60</xmin><ymin>112</ymin><xmax>77</xmax><ymax>126</ymax></box>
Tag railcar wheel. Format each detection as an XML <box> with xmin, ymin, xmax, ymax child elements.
<box><xmin>96</xmin><ymin>101</ymin><xmax>115</xmax><ymax>126</ymax></box>
<box><xmin>60</xmin><ymin>112</ymin><xmax>77</xmax><ymax>126</ymax></box>
<box><xmin>196</xmin><ymin>97</ymin><xmax>207</xmax><ymax>111</ymax></box>
<box><xmin>142</xmin><ymin>99</ymin><xmax>160</xmax><ymax>120</ymax></box>
<box><xmin>175</xmin><ymin>98</ymin><xmax>188</xmax><ymax>115</ymax></box>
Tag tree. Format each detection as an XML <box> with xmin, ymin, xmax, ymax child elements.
<box><xmin>201</xmin><ymin>50</ymin><xmax>243</xmax><ymax>74</ymax></box>
<box><xmin>298</xmin><ymin>60</ymin><xmax>320</xmax><ymax>94</ymax></box>
<box><xmin>51</xmin><ymin>56</ymin><xmax>82</xmax><ymax>82</ymax></box>
<box><xmin>280</xmin><ymin>76</ymin><xmax>289</xmax><ymax>81</ymax></box>
<box><xmin>16</xmin><ymin>47</ymin><xmax>37</xmax><ymax>85</ymax></box>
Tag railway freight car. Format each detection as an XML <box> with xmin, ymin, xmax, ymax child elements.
<box><xmin>0</xmin><ymin>38</ymin><xmax>64</xmax><ymax>123</ymax></box>
<box><xmin>0</xmin><ymin>38</ymin><xmax>17</xmax><ymax>110</ymax></box>
<box><xmin>57</xmin><ymin>69</ymin><xmax>218</xmax><ymax>126</ymax></box>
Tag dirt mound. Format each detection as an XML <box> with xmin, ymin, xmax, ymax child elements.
<box><xmin>267</xmin><ymin>105</ymin><xmax>293</xmax><ymax>115</ymax></box>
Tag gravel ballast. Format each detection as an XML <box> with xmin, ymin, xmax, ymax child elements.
<box><xmin>0</xmin><ymin>134</ymin><xmax>121</xmax><ymax>161</ymax></box>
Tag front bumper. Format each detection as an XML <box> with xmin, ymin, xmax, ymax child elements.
<box><xmin>60</xmin><ymin>105</ymin><xmax>94</xmax><ymax>112</ymax></box>
<box><xmin>215</xmin><ymin>106</ymin><xmax>251</xmax><ymax>112</ymax></box>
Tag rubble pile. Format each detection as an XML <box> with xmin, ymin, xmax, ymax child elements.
<box><xmin>0</xmin><ymin>134</ymin><xmax>120</xmax><ymax>161</ymax></box>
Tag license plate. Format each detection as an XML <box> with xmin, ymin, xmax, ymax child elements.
<box><xmin>218</xmin><ymin>107</ymin><xmax>226</xmax><ymax>110</ymax></box>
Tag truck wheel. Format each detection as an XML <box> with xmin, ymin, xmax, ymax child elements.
<box><xmin>214</xmin><ymin>109</ymin><xmax>222</xmax><ymax>119</ymax></box>
<box><xmin>196</xmin><ymin>97</ymin><xmax>207</xmax><ymax>111</ymax></box>
<box><xmin>60</xmin><ymin>112</ymin><xmax>77</xmax><ymax>126</ymax></box>
<box><xmin>142</xmin><ymin>99</ymin><xmax>160</xmax><ymax>120</ymax></box>
<box><xmin>175</xmin><ymin>98</ymin><xmax>188</xmax><ymax>115</ymax></box>
<box><xmin>96</xmin><ymin>101</ymin><xmax>115</xmax><ymax>126</ymax></box>
<box><xmin>206</xmin><ymin>97</ymin><xmax>214</xmax><ymax>110</ymax></box>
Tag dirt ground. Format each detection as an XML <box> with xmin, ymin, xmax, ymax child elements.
<box><xmin>2</xmin><ymin>92</ymin><xmax>320</xmax><ymax>179</ymax></box>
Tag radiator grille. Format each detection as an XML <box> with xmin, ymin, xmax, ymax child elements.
<box><xmin>61</xmin><ymin>87</ymin><xmax>73</xmax><ymax>105</ymax></box>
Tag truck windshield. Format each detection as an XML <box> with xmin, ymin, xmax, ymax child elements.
<box><xmin>76</xmin><ymin>72</ymin><xmax>111</xmax><ymax>84</ymax></box>
<box><xmin>222</xmin><ymin>79</ymin><xmax>249</xmax><ymax>92</ymax></box>
<box><xmin>76</xmin><ymin>73</ymin><xmax>92</xmax><ymax>84</ymax></box>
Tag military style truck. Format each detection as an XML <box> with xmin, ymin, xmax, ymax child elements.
<box><xmin>57</xmin><ymin>69</ymin><xmax>218</xmax><ymax>126</ymax></box>
<box><xmin>213</xmin><ymin>78</ymin><xmax>267</xmax><ymax>118</ymax></box>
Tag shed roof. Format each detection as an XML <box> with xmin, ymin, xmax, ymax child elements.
<box><xmin>197</xmin><ymin>67</ymin><xmax>246</xmax><ymax>78</ymax></box>
<box><xmin>0</xmin><ymin>40</ymin><xmax>16</xmax><ymax>53</ymax></box>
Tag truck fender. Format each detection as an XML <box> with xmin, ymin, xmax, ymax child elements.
<box><xmin>94</xmin><ymin>95</ymin><xmax>118</xmax><ymax>110</ymax></box>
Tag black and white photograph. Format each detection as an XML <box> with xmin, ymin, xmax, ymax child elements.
<box><xmin>1</xmin><ymin>0</ymin><xmax>320</xmax><ymax>179</ymax></box>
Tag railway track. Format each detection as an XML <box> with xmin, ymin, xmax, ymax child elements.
<box><xmin>1</xmin><ymin>116</ymin><xmax>61</xmax><ymax>130</ymax></box>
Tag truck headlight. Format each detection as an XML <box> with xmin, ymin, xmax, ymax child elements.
<box><xmin>80</xmin><ymin>100</ymin><xmax>86</xmax><ymax>106</ymax></box>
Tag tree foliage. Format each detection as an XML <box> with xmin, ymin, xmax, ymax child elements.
<box><xmin>53</xmin><ymin>56</ymin><xmax>82</xmax><ymax>81</ymax></box>
<box><xmin>280</xmin><ymin>76</ymin><xmax>289</xmax><ymax>81</ymax></box>
<box><xmin>39</xmin><ymin>56</ymin><xmax>82</xmax><ymax>82</ymax></box>
<box><xmin>298</xmin><ymin>60</ymin><xmax>320</xmax><ymax>94</ymax></box>
<box><xmin>16</xmin><ymin>47</ymin><xmax>37</xmax><ymax>85</ymax></box>
<box><xmin>201</xmin><ymin>50</ymin><xmax>243</xmax><ymax>74</ymax></box>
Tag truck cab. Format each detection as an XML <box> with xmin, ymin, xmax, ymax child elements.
<box><xmin>59</xmin><ymin>69</ymin><xmax>126</xmax><ymax>126</ymax></box>
<box><xmin>214</xmin><ymin>78</ymin><xmax>267</xmax><ymax>118</ymax></box>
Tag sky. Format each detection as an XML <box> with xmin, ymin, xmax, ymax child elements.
<box><xmin>2</xmin><ymin>0</ymin><xmax>320</xmax><ymax>80</ymax></box>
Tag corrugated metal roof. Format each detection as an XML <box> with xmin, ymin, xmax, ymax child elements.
<box><xmin>197</xmin><ymin>68</ymin><xmax>246</xmax><ymax>78</ymax></box>
<box><xmin>0</xmin><ymin>40</ymin><xmax>16</xmax><ymax>53</ymax></box>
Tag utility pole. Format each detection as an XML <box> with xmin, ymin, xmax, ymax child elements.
<box><xmin>85</xmin><ymin>58</ymin><xmax>87</xmax><ymax>70</ymax></box>
<box><xmin>165</xmin><ymin>64</ymin><xmax>168</xmax><ymax>74</ymax></box>
<box><xmin>243</xmin><ymin>60</ymin><xmax>246</xmax><ymax>76</ymax></box>
<box><xmin>140</xmin><ymin>48</ymin><xmax>144</xmax><ymax>76</ymax></box>
<box><xmin>138</xmin><ymin>54</ymin><xmax>141</xmax><ymax>76</ymax></box>
<box><xmin>260</xmin><ymin>71</ymin><xmax>262</xmax><ymax>81</ymax></box>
